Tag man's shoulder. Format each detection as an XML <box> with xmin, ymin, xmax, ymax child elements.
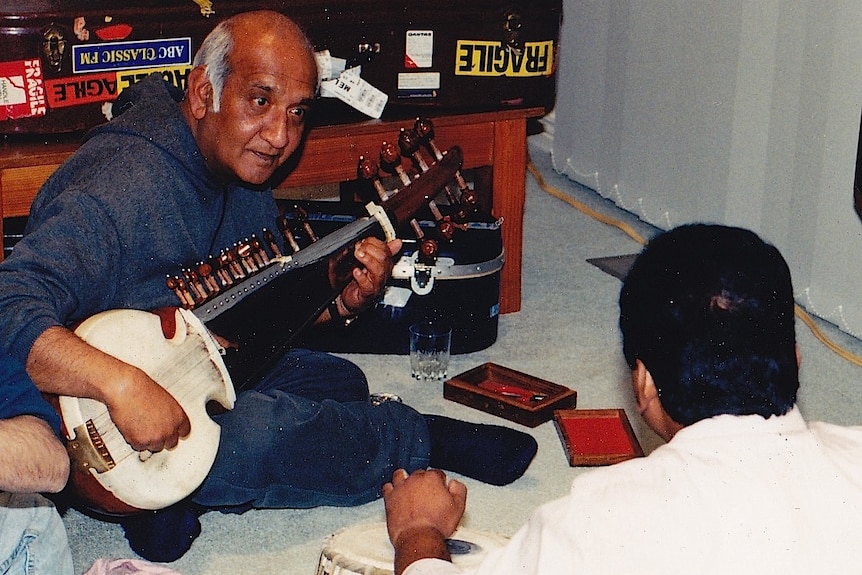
<box><xmin>71</xmin><ymin>74</ymin><xmax>192</xmax><ymax>176</ymax></box>
<box><xmin>568</xmin><ymin>453</ymin><xmax>661</xmax><ymax>498</ymax></box>
<box><xmin>34</xmin><ymin>135</ymin><xmax>177</xmax><ymax>211</ymax></box>
<box><xmin>68</xmin><ymin>131</ymin><xmax>159</xmax><ymax>167</ymax></box>
<box><xmin>808</xmin><ymin>419</ymin><xmax>862</xmax><ymax>452</ymax></box>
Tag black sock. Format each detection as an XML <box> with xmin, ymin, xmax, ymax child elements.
<box><xmin>121</xmin><ymin>500</ymin><xmax>204</xmax><ymax>562</ymax></box>
<box><xmin>424</xmin><ymin>415</ymin><xmax>538</xmax><ymax>486</ymax></box>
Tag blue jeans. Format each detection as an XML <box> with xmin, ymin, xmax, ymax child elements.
<box><xmin>0</xmin><ymin>492</ymin><xmax>73</xmax><ymax>575</ymax></box>
<box><xmin>193</xmin><ymin>349</ymin><xmax>431</xmax><ymax>510</ymax></box>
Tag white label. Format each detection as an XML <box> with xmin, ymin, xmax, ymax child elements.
<box><xmin>405</xmin><ymin>30</ymin><xmax>434</xmax><ymax>68</ymax></box>
<box><xmin>314</xmin><ymin>49</ymin><xmax>347</xmax><ymax>82</ymax></box>
<box><xmin>381</xmin><ymin>286</ymin><xmax>412</xmax><ymax>308</ymax></box>
<box><xmin>320</xmin><ymin>67</ymin><xmax>387</xmax><ymax>118</ymax></box>
<box><xmin>397</xmin><ymin>72</ymin><xmax>440</xmax><ymax>90</ymax></box>
<box><xmin>0</xmin><ymin>75</ymin><xmax>26</xmax><ymax>105</ymax></box>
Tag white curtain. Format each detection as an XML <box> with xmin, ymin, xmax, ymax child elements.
<box><xmin>551</xmin><ymin>0</ymin><xmax>862</xmax><ymax>336</ymax></box>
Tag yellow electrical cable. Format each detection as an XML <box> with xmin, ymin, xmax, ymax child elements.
<box><xmin>526</xmin><ymin>157</ymin><xmax>862</xmax><ymax>369</ymax></box>
<box><xmin>526</xmin><ymin>161</ymin><xmax>649</xmax><ymax>246</ymax></box>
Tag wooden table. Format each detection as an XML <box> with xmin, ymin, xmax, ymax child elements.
<box><xmin>0</xmin><ymin>107</ymin><xmax>542</xmax><ymax>313</ymax></box>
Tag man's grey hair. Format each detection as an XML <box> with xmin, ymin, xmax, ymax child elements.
<box><xmin>192</xmin><ymin>20</ymin><xmax>233</xmax><ymax>112</ymax></box>
<box><xmin>191</xmin><ymin>14</ymin><xmax>317</xmax><ymax>112</ymax></box>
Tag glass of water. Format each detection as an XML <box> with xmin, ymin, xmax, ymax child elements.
<box><xmin>409</xmin><ymin>321</ymin><xmax>452</xmax><ymax>380</ymax></box>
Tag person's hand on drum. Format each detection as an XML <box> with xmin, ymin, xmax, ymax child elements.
<box><xmin>383</xmin><ymin>468</ymin><xmax>467</xmax><ymax>574</ymax></box>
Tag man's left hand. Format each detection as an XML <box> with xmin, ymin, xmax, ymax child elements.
<box><xmin>339</xmin><ymin>237</ymin><xmax>402</xmax><ymax>314</ymax></box>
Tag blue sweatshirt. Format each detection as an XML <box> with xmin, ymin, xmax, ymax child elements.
<box><xmin>0</xmin><ymin>351</ymin><xmax>62</xmax><ymax>438</ymax></box>
<box><xmin>0</xmin><ymin>75</ymin><xmax>283</xmax><ymax>364</ymax></box>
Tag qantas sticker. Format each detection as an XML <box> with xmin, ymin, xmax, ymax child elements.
<box><xmin>455</xmin><ymin>40</ymin><xmax>554</xmax><ymax>77</ymax></box>
<box><xmin>405</xmin><ymin>30</ymin><xmax>433</xmax><ymax>68</ymax></box>
<box><xmin>0</xmin><ymin>59</ymin><xmax>47</xmax><ymax>120</ymax></box>
<box><xmin>73</xmin><ymin>38</ymin><xmax>192</xmax><ymax>74</ymax></box>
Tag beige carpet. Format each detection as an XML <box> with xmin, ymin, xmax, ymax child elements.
<box><xmin>62</xmin><ymin>134</ymin><xmax>862</xmax><ymax>575</ymax></box>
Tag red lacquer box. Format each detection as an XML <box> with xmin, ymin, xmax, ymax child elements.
<box><xmin>443</xmin><ymin>363</ymin><xmax>577</xmax><ymax>427</ymax></box>
<box><xmin>553</xmin><ymin>408</ymin><xmax>644</xmax><ymax>466</ymax></box>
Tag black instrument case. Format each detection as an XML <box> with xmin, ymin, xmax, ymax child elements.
<box><xmin>1</xmin><ymin>0</ymin><xmax>562</xmax><ymax>134</ymax></box>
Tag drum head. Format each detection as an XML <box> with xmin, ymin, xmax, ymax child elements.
<box><xmin>318</xmin><ymin>522</ymin><xmax>508</xmax><ymax>575</ymax></box>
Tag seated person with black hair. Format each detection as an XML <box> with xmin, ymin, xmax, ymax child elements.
<box><xmin>383</xmin><ymin>223</ymin><xmax>862</xmax><ymax>574</ymax></box>
<box><xmin>0</xmin><ymin>350</ymin><xmax>73</xmax><ymax>575</ymax></box>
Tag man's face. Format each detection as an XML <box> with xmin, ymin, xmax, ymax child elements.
<box><xmin>194</xmin><ymin>28</ymin><xmax>317</xmax><ymax>185</ymax></box>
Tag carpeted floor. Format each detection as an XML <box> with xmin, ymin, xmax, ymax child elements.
<box><xmin>62</xmin><ymin>133</ymin><xmax>862</xmax><ymax>574</ymax></box>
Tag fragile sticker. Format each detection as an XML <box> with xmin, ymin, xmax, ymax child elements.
<box><xmin>455</xmin><ymin>40</ymin><xmax>554</xmax><ymax>77</ymax></box>
<box><xmin>46</xmin><ymin>72</ymin><xmax>119</xmax><ymax>109</ymax></box>
<box><xmin>117</xmin><ymin>65</ymin><xmax>193</xmax><ymax>94</ymax></box>
<box><xmin>0</xmin><ymin>59</ymin><xmax>47</xmax><ymax>120</ymax></box>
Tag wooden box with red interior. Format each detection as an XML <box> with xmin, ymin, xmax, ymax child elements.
<box><xmin>443</xmin><ymin>362</ymin><xmax>577</xmax><ymax>427</ymax></box>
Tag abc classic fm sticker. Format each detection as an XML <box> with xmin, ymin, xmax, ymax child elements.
<box><xmin>0</xmin><ymin>59</ymin><xmax>47</xmax><ymax>120</ymax></box>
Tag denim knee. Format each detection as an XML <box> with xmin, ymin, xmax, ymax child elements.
<box><xmin>196</xmin><ymin>392</ymin><xmax>431</xmax><ymax>509</ymax></box>
<box><xmin>0</xmin><ymin>493</ymin><xmax>74</xmax><ymax>575</ymax></box>
<box><xmin>254</xmin><ymin>348</ymin><xmax>370</xmax><ymax>403</ymax></box>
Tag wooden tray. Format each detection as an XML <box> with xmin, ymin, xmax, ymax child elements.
<box><xmin>553</xmin><ymin>408</ymin><xmax>644</xmax><ymax>466</ymax></box>
<box><xmin>443</xmin><ymin>363</ymin><xmax>577</xmax><ymax>427</ymax></box>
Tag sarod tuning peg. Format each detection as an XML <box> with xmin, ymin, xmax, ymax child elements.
<box><xmin>358</xmin><ymin>156</ymin><xmax>389</xmax><ymax>201</ymax></box>
<box><xmin>380</xmin><ymin>141</ymin><xmax>413</xmax><ymax>186</ymax></box>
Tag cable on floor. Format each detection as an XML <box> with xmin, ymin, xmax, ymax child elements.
<box><xmin>526</xmin><ymin>157</ymin><xmax>862</xmax><ymax>369</ymax></box>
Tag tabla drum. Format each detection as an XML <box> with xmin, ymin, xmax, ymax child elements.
<box><xmin>316</xmin><ymin>522</ymin><xmax>508</xmax><ymax>575</ymax></box>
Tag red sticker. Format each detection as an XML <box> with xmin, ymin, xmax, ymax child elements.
<box><xmin>95</xmin><ymin>23</ymin><xmax>133</xmax><ymax>41</ymax></box>
<box><xmin>0</xmin><ymin>59</ymin><xmax>47</xmax><ymax>120</ymax></box>
<box><xmin>46</xmin><ymin>72</ymin><xmax>119</xmax><ymax>109</ymax></box>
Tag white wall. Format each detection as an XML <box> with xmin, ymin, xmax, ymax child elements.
<box><xmin>552</xmin><ymin>0</ymin><xmax>862</xmax><ymax>336</ymax></box>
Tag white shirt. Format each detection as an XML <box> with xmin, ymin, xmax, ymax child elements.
<box><xmin>407</xmin><ymin>407</ymin><xmax>862</xmax><ymax>574</ymax></box>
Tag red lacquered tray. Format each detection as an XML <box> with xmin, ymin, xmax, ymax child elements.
<box><xmin>553</xmin><ymin>408</ymin><xmax>644</xmax><ymax>466</ymax></box>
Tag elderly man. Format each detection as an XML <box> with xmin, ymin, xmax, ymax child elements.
<box><xmin>0</xmin><ymin>350</ymin><xmax>72</xmax><ymax>574</ymax></box>
<box><xmin>384</xmin><ymin>224</ymin><xmax>862</xmax><ymax>574</ymax></box>
<box><xmin>0</xmin><ymin>10</ymin><xmax>536</xmax><ymax>561</ymax></box>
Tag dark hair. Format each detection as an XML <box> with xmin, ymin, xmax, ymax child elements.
<box><xmin>619</xmin><ymin>224</ymin><xmax>798</xmax><ymax>425</ymax></box>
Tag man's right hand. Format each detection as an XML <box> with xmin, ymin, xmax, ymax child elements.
<box><xmin>102</xmin><ymin>363</ymin><xmax>191</xmax><ymax>452</ymax></box>
<box><xmin>27</xmin><ymin>326</ymin><xmax>191</xmax><ymax>453</ymax></box>
<box><xmin>383</xmin><ymin>468</ymin><xmax>468</xmax><ymax>575</ymax></box>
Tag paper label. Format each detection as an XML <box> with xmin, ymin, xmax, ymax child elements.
<box><xmin>405</xmin><ymin>30</ymin><xmax>434</xmax><ymax>68</ymax></box>
<box><xmin>0</xmin><ymin>59</ymin><xmax>46</xmax><ymax>120</ymax></box>
<box><xmin>320</xmin><ymin>67</ymin><xmax>387</xmax><ymax>118</ymax></box>
<box><xmin>315</xmin><ymin>49</ymin><xmax>346</xmax><ymax>82</ymax></box>
<box><xmin>382</xmin><ymin>286</ymin><xmax>412</xmax><ymax>309</ymax></box>
<box><xmin>398</xmin><ymin>72</ymin><xmax>440</xmax><ymax>90</ymax></box>
<box><xmin>397</xmin><ymin>72</ymin><xmax>440</xmax><ymax>99</ymax></box>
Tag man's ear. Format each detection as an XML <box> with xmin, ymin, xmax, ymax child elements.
<box><xmin>632</xmin><ymin>359</ymin><xmax>659</xmax><ymax>415</ymax></box>
<box><xmin>632</xmin><ymin>359</ymin><xmax>684</xmax><ymax>441</ymax></box>
<box><xmin>185</xmin><ymin>66</ymin><xmax>213</xmax><ymax>120</ymax></box>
